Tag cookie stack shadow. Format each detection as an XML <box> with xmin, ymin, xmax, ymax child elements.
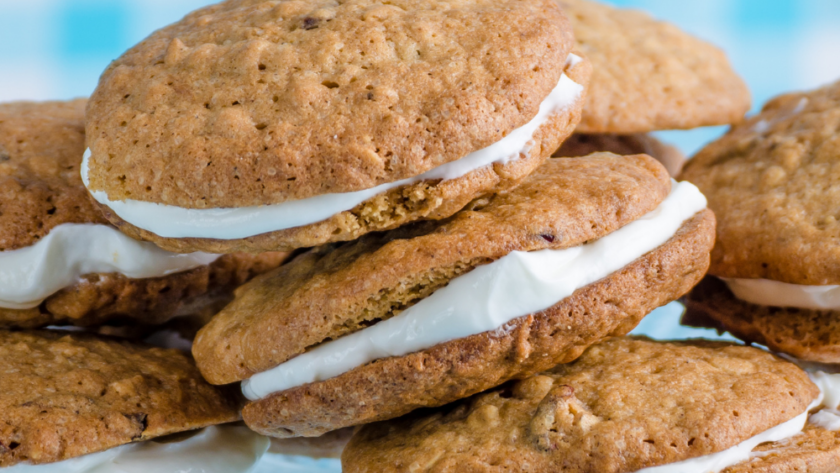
<box><xmin>2</xmin><ymin>0</ymin><xmax>840</xmax><ymax>472</ymax></box>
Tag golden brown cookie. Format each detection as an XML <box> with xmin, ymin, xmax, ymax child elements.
<box><xmin>683</xmin><ymin>277</ymin><xmax>840</xmax><ymax>364</ymax></box>
<box><xmin>193</xmin><ymin>154</ymin><xmax>715</xmax><ymax>437</ymax></box>
<box><xmin>84</xmin><ymin>0</ymin><xmax>592</xmax><ymax>253</ymax></box>
<box><xmin>681</xmin><ymin>80</ymin><xmax>840</xmax><ymax>285</ymax></box>
<box><xmin>0</xmin><ymin>330</ymin><xmax>240</xmax><ymax>467</ymax></box>
<box><xmin>0</xmin><ymin>100</ymin><xmax>290</xmax><ymax>329</ymax></box>
<box><xmin>559</xmin><ymin>0</ymin><xmax>750</xmax><ymax>133</ymax></box>
<box><xmin>341</xmin><ymin>337</ymin><xmax>819</xmax><ymax>473</ymax></box>
<box><xmin>554</xmin><ymin>133</ymin><xmax>686</xmax><ymax>176</ymax></box>
<box><xmin>680</xmin><ymin>81</ymin><xmax>840</xmax><ymax>362</ymax></box>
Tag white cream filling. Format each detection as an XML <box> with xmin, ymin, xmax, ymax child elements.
<box><xmin>810</xmin><ymin>409</ymin><xmax>840</xmax><ymax>431</ymax></box>
<box><xmin>81</xmin><ymin>56</ymin><xmax>584</xmax><ymax>240</ymax></box>
<box><xmin>722</xmin><ymin>278</ymin><xmax>840</xmax><ymax>310</ymax></box>
<box><xmin>241</xmin><ymin>180</ymin><xmax>708</xmax><ymax>401</ymax></box>
<box><xmin>3</xmin><ymin>425</ymin><xmax>269</xmax><ymax>473</ymax></box>
<box><xmin>0</xmin><ymin>224</ymin><xmax>219</xmax><ymax>310</ymax></box>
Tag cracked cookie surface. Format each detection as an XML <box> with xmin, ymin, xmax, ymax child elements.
<box><xmin>0</xmin><ymin>330</ymin><xmax>240</xmax><ymax>467</ymax></box>
<box><xmin>342</xmin><ymin>337</ymin><xmax>818</xmax><ymax>473</ymax></box>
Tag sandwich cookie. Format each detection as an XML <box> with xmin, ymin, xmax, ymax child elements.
<box><xmin>554</xmin><ymin>133</ymin><xmax>686</xmax><ymax>177</ymax></box>
<box><xmin>557</xmin><ymin>0</ymin><xmax>750</xmax><ymax>133</ymax></box>
<box><xmin>0</xmin><ymin>330</ymin><xmax>258</xmax><ymax>469</ymax></box>
<box><xmin>83</xmin><ymin>0</ymin><xmax>591</xmax><ymax>254</ymax></box>
<box><xmin>341</xmin><ymin>337</ymin><xmax>822</xmax><ymax>473</ymax></box>
<box><xmin>681</xmin><ymin>81</ymin><xmax>840</xmax><ymax>363</ymax></box>
<box><xmin>193</xmin><ymin>154</ymin><xmax>715</xmax><ymax>437</ymax></box>
<box><xmin>0</xmin><ymin>100</ymin><xmax>289</xmax><ymax>329</ymax></box>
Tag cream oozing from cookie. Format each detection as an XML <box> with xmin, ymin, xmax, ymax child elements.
<box><xmin>635</xmin><ymin>371</ymin><xmax>840</xmax><ymax>472</ymax></box>
<box><xmin>81</xmin><ymin>56</ymin><xmax>585</xmax><ymax>240</ymax></box>
<box><xmin>0</xmin><ymin>224</ymin><xmax>219</xmax><ymax>310</ymax></box>
<box><xmin>241</xmin><ymin>180</ymin><xmax>708</xmax><ymax>400</ymax></box>
<box><xmin>721</xmin><ymin>278</ymin><xmax>840</xmax><ymax>310</ymax></box>
<box><xmin>3</xmin><ymin>425</ymin><xmax>269</xmax><ymax>473</ymax></box>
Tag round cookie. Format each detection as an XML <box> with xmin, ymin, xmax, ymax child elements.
<box><xmin>193</xmin><ymin>154</ymin><xmax>715</xmax><ymax>437</ymax></box>
<box><xmin>558</xmin><ymin>0</ymin><xmax>750</xmax><ymax>133</ymax></box>
<box><xmin>0</xmin><ymin>100</ymin><xmax>290</xmax><ymax>329</ymax></box>
<box><xmin>554</xmin><ymin>133</ymin><xmax>686</xmax><ymax>177</ymax></box>
<box><xmin>341</xmin><ymin>337</ymin><xmax>820</xmax><ymax>473</ymax></box>
<box><xmin>681</xmin><ymin>80</ymin><xmax>840</xmax><ymax>362</ymax></box>
<box><xmin>84</xmin><ymin>0</ymin><xmax>592</xmax><ymax>254</ymax></box>
<box><xmin>0</xmin><ymin>330</ymin><xmax>240</xmax><ymax>467</ymax></box>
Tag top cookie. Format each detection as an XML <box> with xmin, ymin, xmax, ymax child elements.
<box><xmin>560</xmin><ymin>0</ymin><xmax>750</xmax><ymax>133</ymax></box>
<box><xmin>0</xmin><ymin>99</ymin><xmax>104</xmax><ymax>252</ymax></box>
<box><xmin>681</xmin><ymin>80</ymin><xmax>840</xmax><ymax>284</ymax></box>
<box><xmin>342</xmin><ymin>337</ymin><xmax>819</xmax><ymax>473</ymax></box>
<box><xmin>86</xmin><ymin>0</ymin><xmax>575</xmax><ymax>208</ymax></box>
<box><xmin>0</xmin><ymin>330</ymin><xmax>240</xmax><ymax>466</ymax></box>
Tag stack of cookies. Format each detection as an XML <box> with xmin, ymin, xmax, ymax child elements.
<box><xmin>2</xmin><ymin>0</ymin><xmax>839</xmax><ymax>472</ymax></box>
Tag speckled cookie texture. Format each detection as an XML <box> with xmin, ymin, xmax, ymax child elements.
<box><xmin>721</xmin><ymin>424</ymin><xmax>840</xmax><ymax>473</ymax></box>
<box><xmin>0</xmin><ymin>330</ymin><xmax>240</xmax><ymax>467</ymax></box>
<box><xmin>341</xmin><ymin>337</ymin><xmax>819</xmax><ymax>473</ymax></box>
<box><xmin>0</xmin><ymin>100</ymin><xmax>290</xmax><ymax>328</ymax></box>
<box><xmin>85</xmin><ymin>0</ymin><xmax>592</xmax><ymax>254</ymax></box>
<box><xmin>683</xmin><ymin>278</ymin><xmax>840</xmax><ymax>364</ymax></box>
<box><xmin>559</xmin><ymin>0</ymin><xmax>750</xmax><ymax>133</ymax></box>
<box><xmin>193</xmin><ymin>154</ymin><xmax>715</xmax><ymax>437</ymax></box>
<box><xmin>554</xmin><ymin>133</ymin><xmax>685</xmax><ymax>177</ymax></box>
<box><xmin>681</xmin><ymin>80</ymin><xmax>840</xmax><ymax>285</ymax></box>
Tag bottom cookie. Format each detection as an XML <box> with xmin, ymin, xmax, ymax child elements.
<box><xmin>554</xmin><ymin>133</ymin><xmax>686</xmax><ymax>177</ymax></box>
<box><xmin>341</xmin><ymin>337</ymin><xmax>821</xmax><ymax>473</ymax></box>
<box><xmin>682</xmin><ymin>277</ymin><xmax>840</xmax><ymax>364</ymax></box>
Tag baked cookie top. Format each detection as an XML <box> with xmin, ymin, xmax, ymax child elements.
<box><xmin>0</xmin><ymin>330</ymin><xmax>240</xmax><ymax>467</ymax></box>
<box><xmin>0</xmin><ymin>100</ymin><xmax>106</xmax><ymax>252</ymax></box>
<box><xmin>681</xmin><ymin>80</ymin><xmax>840</xmax><ymax>285</ymax></box>
<box><xmin>342</xmin><ymin>337</ymin><xmax>819</xmax><ymax>473</ymax></box>
<box><xmin>193</xmin><ymin>153</ymin><xmax>671</xmax><ymax>384</ymax></box>
<box><xmin>560</xmin><ymin>0</ymin><xmax>749</xmax><ymax>133</ymax></box>
<box><xmin>86</xmin><ymin>0</ymin><xmax>576</xmax><ymax>208</ymax></box>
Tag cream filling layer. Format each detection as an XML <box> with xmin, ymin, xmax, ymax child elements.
<box><xmin>0</xmin><ymin>224</ymin><xmax>219</xmax><ymax>310</ymax></box>
<box><xmin>241</xmin><ymin>180</ymin><xmax>708</xmax><ymax>401</ymax></box>
<box><xmin>722</xmin><ymin>278</ymin><xmax>840</xmax><ymax>310</ymax></box>
<box><xmin>4</xmin><ymin>425</ymin><xmax>269</xmax><ymax>473</ymax></box>
<box><xmin>634</xmin><ymin>371</ymin><xmax>840</xmax><ymax>472</ymax></box>
<box><xmin>81</xmin><ymin>56</ymin><xmax>584</xmax><ymax>240</ymax></box>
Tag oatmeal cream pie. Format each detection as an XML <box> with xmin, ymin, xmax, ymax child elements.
<box><xmin>341</xmin><ymin>337</ymin><xmax>824</xmax><ymax>473</ymax></box>
<box><xmin>192</xmin><ymin>154</ymin><xmax>715</xmax><ymax>437</ymax></box>
<box><xmin>0</xmin><ymin>100</ymin><xmax>289</xmax><ymax>329</ymax></box>
<box><xmin>555</xmin><ymin>133</ymin><xmax>686</xmax><ymax>177</ymax></box>
<box><xmin>83</xmin><ymin>0</ymin><xmax>591</xmax><ymax>254</ymax></box>
<box><xmin>681</xmin><ymin>80</ymin><xmax>840</xmax><ymax>364</ymax></box>
<box><xmin>557</xmin><ymin>0</ymin><xmax>750</xmax><ymax>133</ymax></box>
<box><xmin>0</xmin><ymin>330</ymin><xmax>273</xmax><ymax>470</ymax></box>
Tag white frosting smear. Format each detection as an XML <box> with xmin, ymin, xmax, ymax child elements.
<box><xmin>4</xmin><ymin>425</ymin><xmax>270</xmax><ymax>473</ymax></box>
<box><xmin>809</xmin><ymin>371</ymin><xmax>840</xmax><ymax>410</ymax></box>
<box><xmin>0</xmin><ymin>224</ymin><xmax>219</xmax><ymax>310</ymax></box>
<box><xmin>722</xmin><ymin>278</ymin><xmax>840</xmax><ymax>310</ymax></box>
<box><xmin>82</xmin><ymin>57</ymin><xmax>584</xmax><ymax>240</ymax></box>
<box><xmin>241</xmin><ymin>180</ymin><xmax>708</xmax><ymax>400</ymax></box>
<box><xmin>810</xmin><ymin>409</ymin><xmax>840</xmax><ymax>431</ymax></box>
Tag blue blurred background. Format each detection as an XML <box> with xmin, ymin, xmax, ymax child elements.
<box><xmin>2</xmin><ymin>1</ymin><xmax>839</xmax><ymax>343</ymax></box>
